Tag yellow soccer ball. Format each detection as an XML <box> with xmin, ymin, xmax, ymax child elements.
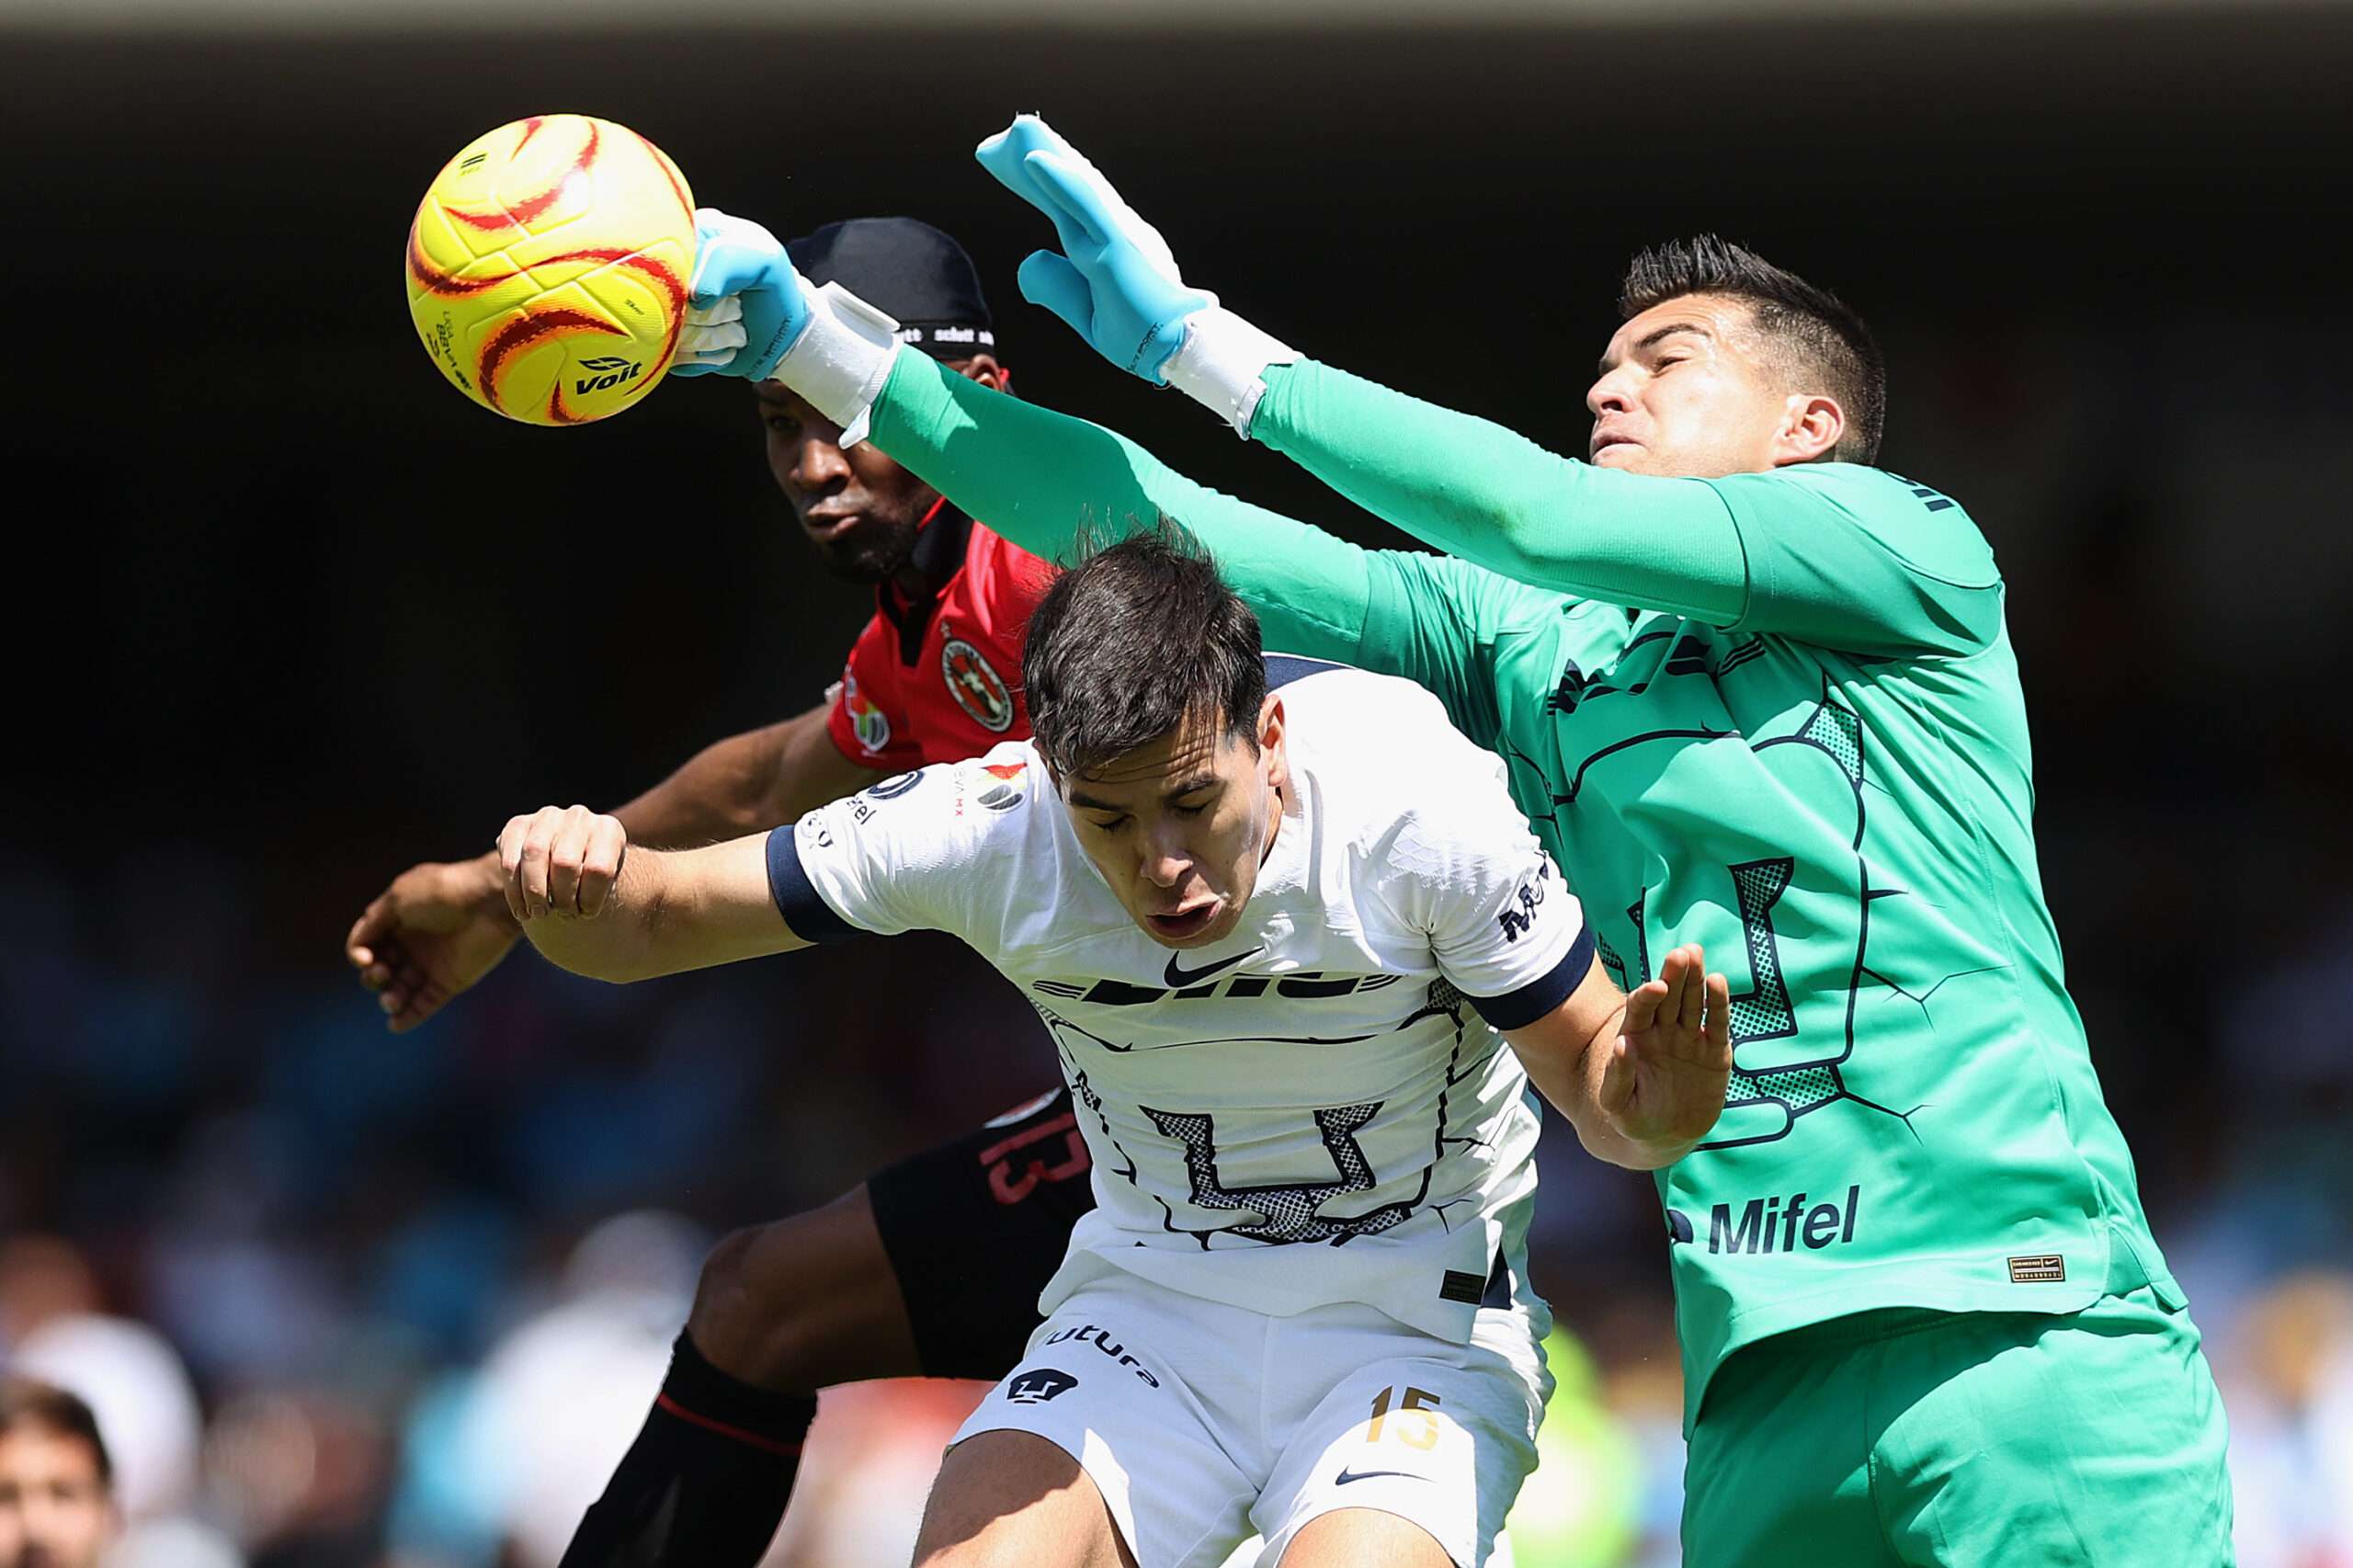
<box><xmin>404</xmin><ymin>114</ymin><xmax>697</xmax><ymax>426</ymax></box>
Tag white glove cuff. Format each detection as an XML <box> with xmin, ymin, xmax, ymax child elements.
<box><xmin>767</xmin><ymin>281</ymin><xmax>904</xmax><ymax>448</ymax></box>
<box><xmin>1163</xmin><ymin>307</ymin><xmax>1301</xmax><ymax>438</ymax></box>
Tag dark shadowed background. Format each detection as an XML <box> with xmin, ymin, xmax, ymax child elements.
<box><xmin>4</xmin><ymin>7</ymin><xmax>2350</xmax><ymax>1563</ymax></box>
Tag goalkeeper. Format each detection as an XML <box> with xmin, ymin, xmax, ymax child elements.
<box><xmin>673</xmin><ymin>116</ymin><xmax>2231</xmax><ymax>1565</ymax></box>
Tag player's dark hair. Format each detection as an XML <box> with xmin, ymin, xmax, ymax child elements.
<box><xmin>1023</xmin><ymin>521</ymin><xmax>1266</xmax><ymax>779</ymax></box>
<box><xmin>0</xmin><ymin>1378</ymin><xmax>112</xmax><ymax>1488</ymax></box>
<box><xmin>1620</xmin><ymin>235</ymin><xmax>1887</xmax><ymax>464</ymax></box>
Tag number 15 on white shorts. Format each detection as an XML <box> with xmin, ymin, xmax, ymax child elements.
<box><xmin>949</xmin><ymin>1266</ymin><xmax>1552</xmax><ymax>1568</ymax></box>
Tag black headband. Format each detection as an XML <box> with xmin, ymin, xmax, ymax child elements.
<box><xmin>787</xmin><ymin>216</ymin><xmax>995</xmax><ymax>360</ymax></box>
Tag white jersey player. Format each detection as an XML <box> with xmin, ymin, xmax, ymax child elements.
<box><xmin>499</xmin><ymin>530</ymin><xmax>1732</xmax><ymax>1568</ymax></box>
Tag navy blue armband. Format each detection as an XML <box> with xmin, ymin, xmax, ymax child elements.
<box><xmin>765</xmin><ymin>825</ymin><xmax>857</xmax><ymax>943</ymax></box>
<box><xmin>1467</xmin><ymin>926</ymin><xmax>1597</xmax><ymax>1031</ymax></box>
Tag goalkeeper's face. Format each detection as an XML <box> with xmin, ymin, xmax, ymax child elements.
<box><xmin>1586</xmin><ymin>294</ymin><xmax>1816</xmax><ymax>479</ymax></box>
<box><xmin>1055</xmin><ymin>698</ymin><xmax>1290</xmax><ymax>950</ymax></box>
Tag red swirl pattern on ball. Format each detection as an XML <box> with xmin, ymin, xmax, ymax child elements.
<box><xmin>631</xmin><ymin>129</ymin><xmax>697</xmax><ymax>228</ymax></box>
<box><xmin>406</xmin><ymin>219</ymin><xmax>518</xmax><ymax>295</ymax></box>
<box><xmin>442</xmin><ymin>118</ymin><xmax>601</xmax><ymax>234</ymax></box>
<box><xmin>476</xmin><ymin>306</ymin><xmax>623</xmax><ymax>416</ymax></box>
<box><xmin>626</xmin><ymin>248</ymin><xmax>690</xmax><ymax>378</ymax></box>
<box><xmin>414</xmin><ymin>230</ymin><xmax>688</xmax><ymax>420</ymax></box>
<box><xmin>408</xmin><ymin>227</ymin><xmax>688</xmax><ymax>314</ymax></box>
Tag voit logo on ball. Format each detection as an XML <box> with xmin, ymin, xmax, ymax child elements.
<box><xmin>574</xmin><ymin>355</ymin><xmax>644</xmax><ymax>394</ymax></box>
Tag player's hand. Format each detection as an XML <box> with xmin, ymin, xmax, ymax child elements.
<box><xmin>670</xmin><ymin>208</ymin><xmax>813</xmax><ymax>381</ymax></box>
<box><xmin>496</xmin><ymin>805</ymin><xmax>630</xmax><ymax>925</ymax></box>
<box><xmin>345</xmin><ymin>855</ymin><xmax>521</xmax><ymax>1033</ymax></box>
<box><xmin>974</xmin><ymin>115</ymin><xmax>1212</xmax><ymax>384</ymax></box>
<box><xmin>1600</xmin><ymin>943</ymin><xmax>1733</xmax><ymax>1155</ymax></box>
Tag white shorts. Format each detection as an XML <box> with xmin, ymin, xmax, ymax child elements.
<box><xmin>948</xmin><ymin>1267</ymin><xmax>1551</xmax><ymax>1568</ymax></box>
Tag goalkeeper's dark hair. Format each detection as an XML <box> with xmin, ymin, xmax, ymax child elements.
<box><xmin>1023</xmin><ymin>520</ymin><xmax>1266</xmax><ymax>779</ymax></box>
<box><xmin>1620</xmin><ymin>235</ymin><xmax>1886</xmax><ymax>464</ymax></box>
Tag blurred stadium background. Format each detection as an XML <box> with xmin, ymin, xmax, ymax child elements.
<box><xmin>4</xmin><ymin>0</ymin><xmax>2350</xmax><ymax>1562</ymax></box>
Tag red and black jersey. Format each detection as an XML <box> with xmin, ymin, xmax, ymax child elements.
<box><xmin>824</xmin><ymin>499</ymin><xmax>1055</xmax><ymax>771</ymax></box>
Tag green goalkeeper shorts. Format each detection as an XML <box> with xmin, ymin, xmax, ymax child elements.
<box><xmin>1681</xmin><ymin>1285</ymin><xmax>2232</xmax><ymax>1566</ymax></box>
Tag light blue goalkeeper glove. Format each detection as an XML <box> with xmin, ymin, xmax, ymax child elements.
<box><xmin>669</xmin><ymin>207</ymin><xmax>909</xmax><ymax>443</ymax></box>
<box><xmin>974</xmin><ymin>116</ymin><xmax>1211</xmax><ymax>385</ymax></box>
<box><xmin>669</xmin><ymin>208</ymin><xmax>812</xmax><ymax>381</ymax></box>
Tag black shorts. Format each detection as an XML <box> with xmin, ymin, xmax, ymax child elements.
<box><xmin>867</xmin><ymin>1085</ymin><xmax>1097</xmax><ymax>1381</ymax></box>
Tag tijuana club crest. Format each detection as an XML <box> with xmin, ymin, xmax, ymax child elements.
<box><xmin>941</xmin><ymin>636</ymin><xmax>1016</xmax><ymax>733</ymax></box>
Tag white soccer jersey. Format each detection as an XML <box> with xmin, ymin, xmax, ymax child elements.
<box><xmin>767</xmin><ymin>656</ymin><xmax>1595</xmax><ymax>1342</ymax></box>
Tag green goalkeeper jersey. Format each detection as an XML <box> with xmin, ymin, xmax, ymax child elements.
<box><xmin>866</xmin><ymin>352</ymin><xmax>2180</xmax><ymax>1427</ymax></box>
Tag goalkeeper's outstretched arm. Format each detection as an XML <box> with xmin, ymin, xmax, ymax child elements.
<box><xmin>961</xmin><ymin>114</ymin><xmax>1749</xmax><ymax>622</ymax></box>
<box><xmin>968</xmin><ymin>114</ymin><xmax>2002</xmax><ymax>658</ymax></box>
<box><xmin>865</xmin><ymin>350</ymin><xmax>1378</xmax><ymax>666</ymax></box>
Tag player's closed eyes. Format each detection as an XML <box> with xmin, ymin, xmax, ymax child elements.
<box><xmin>1084</xmin><ymin>803</ymin><xmax>1205</xmax><ymax>833</ymax></box>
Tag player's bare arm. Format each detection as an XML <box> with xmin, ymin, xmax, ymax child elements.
<box><xmin>343</xmin><ymin>856</ymin><xmax>522</xmax><ymax>1035</ymax></box>
<box><xmin>499</xmin><ymin>805</ymin><xmax>806</xmax><ymax>983</ymax></box>
<box><xmin>347</xmin><ymin>700</ymin><xmax>871</xmax><ymax>1030</ymax></box>
<box><xmin>1504</xmin><ymin>943</ymin><xmax>1732</xmax><ymax>1170</ymax></box>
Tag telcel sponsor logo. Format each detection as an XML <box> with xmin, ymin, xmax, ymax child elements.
<box><xmin>1699</xmin><ymin>1184</ymin><xmax>1861</xmax><ymax>1255</ymax></box>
